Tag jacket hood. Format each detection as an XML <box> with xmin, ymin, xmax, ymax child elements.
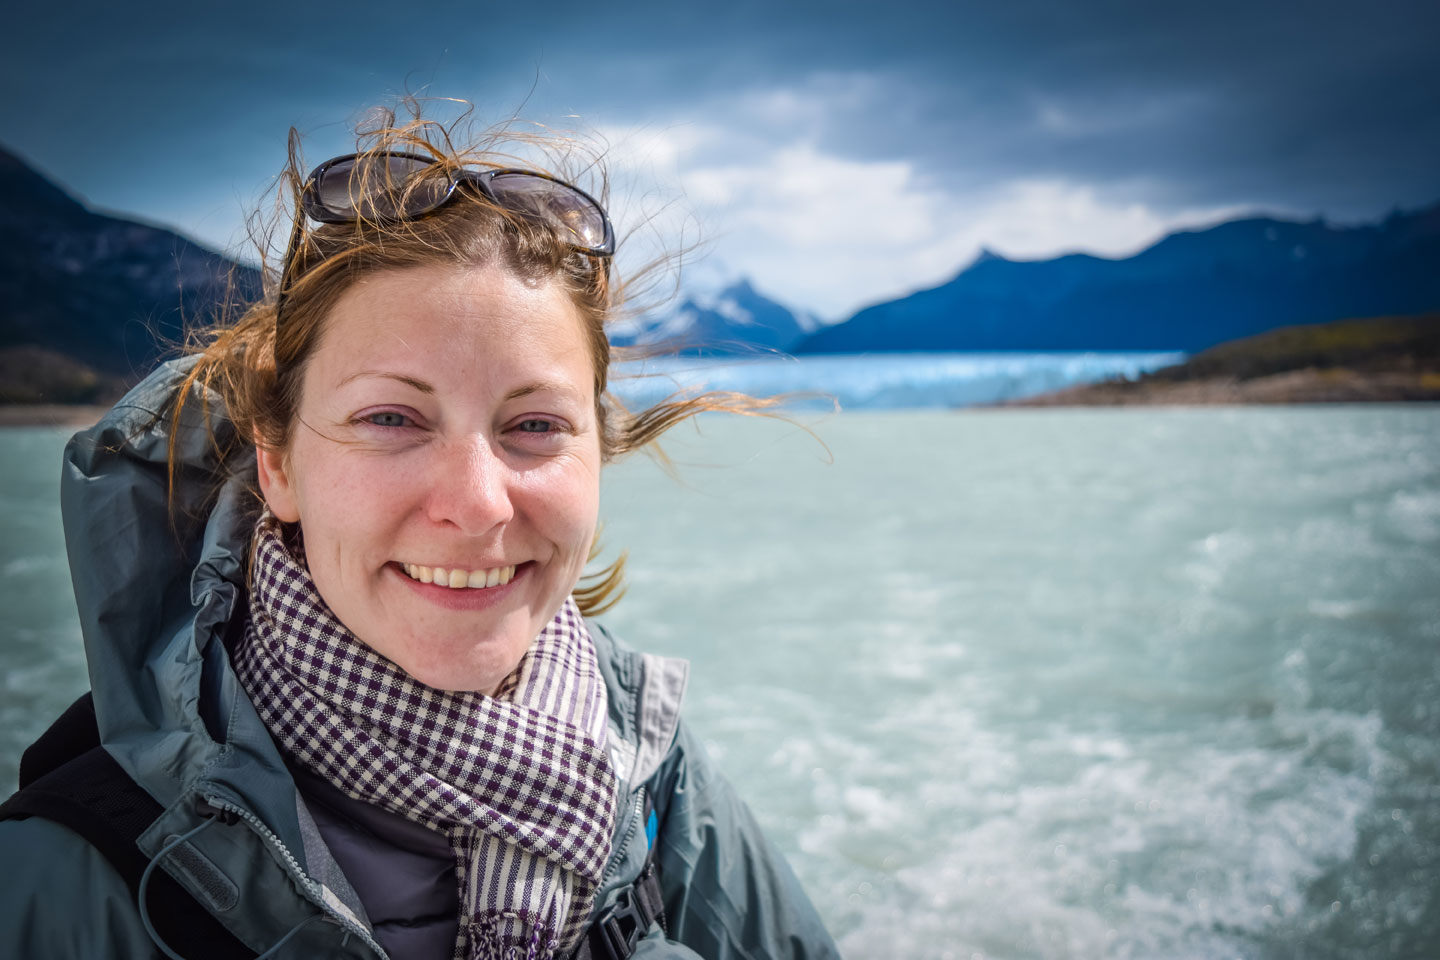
<box><xmin>60</xmin><ymin>357</ymin><xmax>309</xmax><ymax>851</ymax></box>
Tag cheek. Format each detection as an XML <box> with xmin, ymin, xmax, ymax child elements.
<box><xmin>521</xmin><ymin>461</ymin><xmax>600</xmax><ymax>554</ymax></box>
<box><xmin>558</xmin><ymin>479</ymin><xmax>601</xmax><ymax>552</ymax></box>
<box><xmin>290</xmin><ymin>449</ymin><xmax>413</xmax><ymax>552</ymax></box>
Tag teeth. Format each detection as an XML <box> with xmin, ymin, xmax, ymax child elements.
<box><xmin>402</xmin><ymin>562</ymin><xmax>516</xmax><ymax>589</ymax></box>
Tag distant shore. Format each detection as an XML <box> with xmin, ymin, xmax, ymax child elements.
<box><xmin>0</xmin><ymin>404</ymin><xmax>109</xmax><ymax>427</ymax></box>
<box><xmin>1004</xmin><ymin>313</ymin><xmax>1440</xmax><ymax>408</ymax></box>
<box><xmin>1006</xmin><ymin>368</ymin><xmax>1440</xmax><ymax>406</ymax></box>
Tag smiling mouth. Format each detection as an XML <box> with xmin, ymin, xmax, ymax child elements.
<box><xmin>401</xmin><ymin>562</ymin><xmax>518</xmax><ymax>589</ymax></box>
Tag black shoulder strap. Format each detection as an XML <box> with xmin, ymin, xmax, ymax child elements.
<box><xmin>571</xmin><ymin>862</ymin><xmax>667</xmax><ymax>960</ymax></box>
<box><xmin>17</xmin><ymin>691</ymin><xmax>104</xmax><ymax>788</ymax></box>
<box><xmin>569</xmin><ymin>791</ymin><xmax>668</xmax><ymax>960</ymax></box>
<box><xmin>1</xmin><ymin>693</ymin><xmax>256</xmax><ymax>959</ymax></box>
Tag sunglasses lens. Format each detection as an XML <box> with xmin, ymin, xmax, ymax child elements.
<box><xmin>313</xmin><ymin>155</ymin><xmax>450</xmax><ymax>221</ymax></box>
<box><xmin>487</xmin><ymin>173</ymin><xmax>610</xmax><ymax>252</ymax></box>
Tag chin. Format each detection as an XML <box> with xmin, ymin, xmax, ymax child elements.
<box><xmin>355</xmin><ymin>605</ymin><xmax>553</xmax><ymax>695</ymax></box>
<box><xmin>398</xmin><ymin>661</ymin><xmax>499</xmax><ymax>695</ymax></box>
<box><xmin>390</xmin><ymin>643</ymin><xmax>522</xmax><ymax>695</ymax></box>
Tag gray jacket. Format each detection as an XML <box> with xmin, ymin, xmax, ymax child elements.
<box><xmin>0</xmin><ymin>359</ymin><xmax>840</xmax><ymax>959</ymax></box>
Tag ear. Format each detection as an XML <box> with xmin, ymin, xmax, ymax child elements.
<box><xmin>255</xmin><ymin>443</ymin><xmax>301</xmax><ymax>523</ymax></box>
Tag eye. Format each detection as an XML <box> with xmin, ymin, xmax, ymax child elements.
<box><xmin>362</xmin><ymin>410</ymin><xmax>412</xmax><ymax>428</ymax></box>
<box><xmin>514</xmin><ymin>418</ymin><xmax>558</xmax><ymax>434</ymax></box>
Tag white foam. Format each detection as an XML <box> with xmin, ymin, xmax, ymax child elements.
<box><xmin>1386</xmin><ymin>489</ymin><xmax>1440</xmax><ymax>542</ymax></box>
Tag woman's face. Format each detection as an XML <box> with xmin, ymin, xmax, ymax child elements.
<box><xmin>256</xmin><ymin>263</ymin><xmax>601</xmax><ymax>694</ymax></box>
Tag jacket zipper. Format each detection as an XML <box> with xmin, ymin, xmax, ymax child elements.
<box><xmin>201</xmin><ymin>793</ymin><xmax>389</xmax><ymax>959</ymax></box>
<box><xmin>599</xmin><ymin>791</ymin><xmax>646</xmax><ymax>887</ymax></box>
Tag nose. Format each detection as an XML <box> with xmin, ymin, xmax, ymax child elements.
<box><xmin>424</xmin><ymin>434</ymin><xmax>514</xmax><ymax>536</ymax></box>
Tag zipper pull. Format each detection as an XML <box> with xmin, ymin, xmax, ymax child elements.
<box><xmin>196</xmin><ymin>797</ymin><xmax>241</xmax><ymax>825</ymax></box>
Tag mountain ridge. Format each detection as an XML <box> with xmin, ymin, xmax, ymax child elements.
<box><xmin>609</xmin><ymin>275</ymin><xmax>820</xmax><ymax>355</ymax></box>
<box><xmin>3</xmin><ymin>142</ymin><xmax>1439</xmax><ymax>394</ymax></box>
<box><xmin>0</xmin><ymin>145</ymin><xmax>261</xmax><ymax>380</ymax></box>
<box><xmin>798</xmin><ymin>202</ymin><xmax>1440</xmax><ymax>354</ymax></box>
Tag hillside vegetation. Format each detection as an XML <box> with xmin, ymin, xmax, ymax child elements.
<box><xmin>0</xmin><ymin>345</ymin><xmax>128</xmax><ymax>404</ymax></box>
<box><xmin>1010</xmin><ymin>313</ymin><xmax>1440</xmax><ymax>406</ymax></box>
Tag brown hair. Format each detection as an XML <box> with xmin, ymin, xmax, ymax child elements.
<box><xmin>172</xmin><ymin>103</ymin><xmax>784</xmax><ymax>616</ymax></box>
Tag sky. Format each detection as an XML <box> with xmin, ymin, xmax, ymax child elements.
<box><xmin>4</xmin><ymin>0</ymin><xmax>1438</xmax><ymax>319</ymax></box>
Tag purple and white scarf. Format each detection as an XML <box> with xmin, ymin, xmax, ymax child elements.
<box><xmin>233</xmin><ymin>515</ymin><xmax>616</xmax><ymax>960</ymax></box>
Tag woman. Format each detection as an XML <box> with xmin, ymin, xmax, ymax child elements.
<box><xmin>0</xmin><ymin>112</ymin><xmax>838</xmax><ymax>960</ymax></box>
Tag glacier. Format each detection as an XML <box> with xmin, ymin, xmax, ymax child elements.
<box><xmin>609</xmin><ymin>351</ymin><xmax>1187</xmax><ymax>411</ymax></box>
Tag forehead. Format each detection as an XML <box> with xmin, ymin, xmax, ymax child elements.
<box><xmin>306</xmin><ymin>264</ymin><xmax>595</xmax><ymax>397</ymax></box>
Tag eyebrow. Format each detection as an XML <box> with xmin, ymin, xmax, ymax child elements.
<box><xmin>336</xmin><ymin>371</ymin><xmax>435</xmax><ymax>393</ymax></box>
<box><xmin>503</xmin><ymin>380</ymin><xmax>586</xmax><ymax>403</ymax></box>
<box><xmin>336</xmin><ymin>372</ymin><xmax>584</xmax><ymax>403</ymax></box>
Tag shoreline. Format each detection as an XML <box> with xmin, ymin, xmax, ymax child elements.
<box><xmin>1001</xmin><ymin>368</ymin><xmax>1440</xmax><ymax>407</ymax></box>
<box><xmin>0</xmin><ymin>404</ymin><xmax>110</xmax><ymax>427</ymax></box>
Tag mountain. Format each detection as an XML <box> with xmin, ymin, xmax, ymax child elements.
<box><xmin>8</xmin><ymin>139</ymin><xmax>1439</xmax><ymax>379</ymax></box>
<box><xmin>0</xmin><ymin>146</ymin><xmax>260</xmax><ymax>381</ymax></box>
<box><xmin>797</xmin><ymin>204</ymin><xmax>1440</xmax><ymax>354</ymax></box>
<box><xmin>0</xmin><ymin>141</ymin><xmax>814</xmax><ymax>375</ymax></box>
<box><xmin>610</xmin><ymin>277</ymin><xmax>820</xmax><ymax>355</ymax></box>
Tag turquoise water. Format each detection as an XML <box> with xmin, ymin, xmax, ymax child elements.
<box><xmin>3</xmin><ymin>406</ymin><xmax>1439</xmax><ymax>958</ymax></box>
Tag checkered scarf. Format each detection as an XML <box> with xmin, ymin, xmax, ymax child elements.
<box><xmin>232</xmin><ymin>515</ymin><xmax>616</xmax><ymax>959</ymax></box>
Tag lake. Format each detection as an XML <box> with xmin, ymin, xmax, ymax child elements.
<box><xmin>2</xmin><ymin>404</ymin><xmax>1438</xmax><ymax>958</ymax></box>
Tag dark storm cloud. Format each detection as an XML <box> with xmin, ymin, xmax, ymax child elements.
<box><xmin>4</xmin><ymin>0</ymin><xmax>1436</xmax><ymax>245</ymax></box>
<box><xmin>603</xmin><ymin>0</ymin><xmax>1440</xmax><ymax>217</ymax></box>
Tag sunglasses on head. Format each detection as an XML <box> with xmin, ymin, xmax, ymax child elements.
<box><xmin>276</xmin><ymin>151</ymin><xmax>615</xmax><ymax>328</ymax></box>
